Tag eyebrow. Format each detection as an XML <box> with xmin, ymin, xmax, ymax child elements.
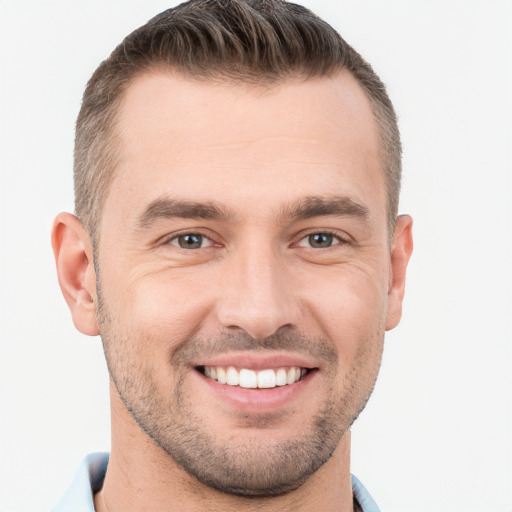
<box><xmin>283</xmin><ymin>196</ymin><xmax>369</xmax><ymax>222</ymax></box>
<box><xmin>137</xmin><ymin>197</ymin><xmax>233</xmax><ymax>228</ymax></box>
<box><xmin>136</xmin><ymin>194</ymin><xmax>369</xmax><ymax>229</ymax></box>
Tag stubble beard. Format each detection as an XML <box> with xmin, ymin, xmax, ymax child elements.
<box><xmin>97</xmin><ymin>293</ymin><xmax>383</xmax><ymax>498</ymax></box>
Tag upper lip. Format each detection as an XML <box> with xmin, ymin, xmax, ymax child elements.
<box><xmin>192</xmin><ymin>351</ymin><xmax>318</xmax><ymax>371</ymax></box>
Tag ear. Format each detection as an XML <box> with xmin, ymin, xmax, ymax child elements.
<box><xmin>385</xmin><ymin>214</ymin><xmax>413</xmax><ymax>331</ymax></box>
<box><xmin>51</xmin><ymin>212</ymin><xmax>99</xmax><ymax>336</ymax></box>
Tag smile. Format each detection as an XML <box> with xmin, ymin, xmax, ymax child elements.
<box><xmin>199</xmin><ymin>366</ymin><xmax>308</xmax><ymax>389</ymax></box>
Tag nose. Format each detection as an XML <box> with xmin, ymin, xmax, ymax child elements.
<box><xmin>215</xmin><ymin>243</ymin><xmax>300</xmax><ymax>339</ymax></box>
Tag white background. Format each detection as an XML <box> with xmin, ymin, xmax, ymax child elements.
<box><xmin>0</xmin><ymin>1</ymin><xmax>511</xmax><ymax>511</ymax></box>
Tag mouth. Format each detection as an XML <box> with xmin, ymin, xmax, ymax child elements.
<box><xmin>196</xmin><ymin>365</ymin><xmax>313</xmax><ymax>389</ymax></box>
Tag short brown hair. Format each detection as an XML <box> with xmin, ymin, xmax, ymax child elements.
<box><xmin>74</xmin><ymin>0</ymin><xmax>401</xmax><ymax>245</ymax></box>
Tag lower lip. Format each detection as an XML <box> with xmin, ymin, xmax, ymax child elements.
<box><xmin>194</xmin><ymin>370</ymin><xmax>317</xmax><ymax>412</ymax></box>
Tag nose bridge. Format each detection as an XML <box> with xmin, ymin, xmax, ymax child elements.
<box><xmin>216</xmin><ymin>238</ymin><xmax>297</xmax><ymax>339</ymax></box>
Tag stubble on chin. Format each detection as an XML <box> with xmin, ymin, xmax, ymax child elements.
<box><xmin>98</xmin><ymin>299</ymin><xmax>383</xmax><ymax>497</ymax></box>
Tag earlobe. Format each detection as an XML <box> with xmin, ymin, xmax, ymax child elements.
<box><xmin>51</xmin><ymin>212</ymin><xmax>99</xmax><ymax>336</ymax></box>
<box><xmin>385</xmin><ymin>214</ymin><xmax>413</xmax><ymax>331</ymax></box>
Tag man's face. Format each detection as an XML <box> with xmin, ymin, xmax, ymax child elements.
<box><xmin>94</xmin><ymin>71</ymin><xmax>404</xmax><ymax>496</ymax></box>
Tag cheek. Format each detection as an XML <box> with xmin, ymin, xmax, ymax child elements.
<box><xmin>309</xmin><ymin>271</ymin><xmax>387</xmax><ymax>406</ymax></box>
<box><xmin>108</xmin><ymin>268</ymin><xmax>217</xmax><ymax>351</ymax></box>
<box><xmin>300</xmin><ymin>264</ymin><xmax>389</xmax><ymax>353</ymax></box>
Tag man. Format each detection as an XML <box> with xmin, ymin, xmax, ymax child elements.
<box><xmin>51</xmin><ymin>0</ymin><xmax>413</xmax><ymax>510</ymax></box>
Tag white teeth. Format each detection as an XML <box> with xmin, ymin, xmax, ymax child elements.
<box><xmin>276</xmin><ymin>368</ymin><xmax>287</xmax><ymax>386</ymax></box>
<box><xmin>257</xmin><ymin>369</ymin><xmax>276</xmax><ymax>388</ymax></box>
<box><xmin>239</xmin><ymin>369</ymin><xmax>257</xmax><ymax>388</ymax></box>
<box><xmin>202</xmin><ymin>365</ymin><xmax>307</xmax><ymax>388</ymax></box>
<box><xmin>226</xmin><ymin>366</ymin><xmax>239</xmax><ymax>386</ymax></box>
<box><xmin>217</xmin><ymin>367</ymin><xmax>227</xmax><ymax>384</ymax></box>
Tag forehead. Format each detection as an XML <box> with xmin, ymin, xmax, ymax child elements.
<box><xmin>103</xmin><ymin>70</ymin><xmax>384</xmax><ymax>225</ymax></box>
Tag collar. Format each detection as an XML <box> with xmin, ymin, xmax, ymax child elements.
<box><xmin>51</xmin><ymin>453</ymin><xmax>108</xmax><ymax>512</ymax></box>
<box><xmin>52</xmin><ymin>453</ymin><xmax>380</xmax><ymax>512</ymax></box>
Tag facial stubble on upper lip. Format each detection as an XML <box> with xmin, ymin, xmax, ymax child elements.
<box><xmin>170</xmin><ymin>328</ymin><xmax>337</xmax><ymax>378</ymax></box>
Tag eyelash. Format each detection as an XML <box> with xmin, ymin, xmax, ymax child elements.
<box><xmin>165</xmin><ymin>230</ymin><xmax>218</xmax><ymax>250</ymax></box>
<box><xmin>293</xmin><ymin>230</ymin><xmax>349</xmax><ymax>249</ymax></box>
<box><xmin>163</xmin><ymin>229</ymin><xmax>349</xmax><ymax>250</ymax></box>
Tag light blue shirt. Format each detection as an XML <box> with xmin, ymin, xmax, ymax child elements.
<box><xmin>52</xmin><ymin>452</ymin><xmax>381</xmax><ymax>511</ymax></box>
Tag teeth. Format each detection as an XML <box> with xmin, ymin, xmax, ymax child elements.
<box><xmin>226</xmin><ymin>366</ymin><xmax>239</xmax><ymax>386</ymax></box>
<box><xmin>217</xmin><ymin>367</ymin><xmax>227</xmax><ymax>384</ymax></box>
<box><xmin>276</xmin><ymin>368</ymin><xmax>287</xmax><ymax>386</ymax></box>
<box><xmin>258</xmin><ymin>369</ymin><xmax>276</xmax><ymax>388</ymax></box>
<box><xmin>239</xmin><ymin>369</ymin><xmax>257</xmax><ymax>388</ymax></box>
<box><xmin>202</xmin><ymin>365</ymin><xmax>307</xmax><ymax>389</ymax></box>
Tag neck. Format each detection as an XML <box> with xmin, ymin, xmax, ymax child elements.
<box><xmin>95</xmin><ymin>385</ymin><xmax>356</xmax><ymax>512</ymax></box>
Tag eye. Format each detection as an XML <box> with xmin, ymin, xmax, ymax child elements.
<box><xmin>297</xmin><ymin>232</ymin><xmax>342</xmax><ymax>249</ymax></box>
<box><xmin>168</xmin><ymin>233</ymin><xmax>213</xmax><ymax>249</ymax></box>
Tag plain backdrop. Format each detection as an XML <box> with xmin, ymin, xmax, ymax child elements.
<box><xmin>0</xmin><ymin>1</ymin><xmax>511</xmax><ymax>511</ymax></box>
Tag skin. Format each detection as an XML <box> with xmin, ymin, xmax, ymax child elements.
<box><xmin>52</xmin><ymin>70</ymin><xmax>413</xmax><ymax>512</ymax></box>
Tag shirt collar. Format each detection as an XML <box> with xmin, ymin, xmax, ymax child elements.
<box><xmin>51</xmin><ymin>452</ymin><xmax>108</xmax><ymax>512</ymax></box>
<box><xmin>52</xmin><ymin>453</ymin><xmax>380</xmax><ymax>512</ymax></box>
<box><xmin>351</xmin><ymin>474</ymin><xmax>381</xmax><ymax>512</ymax></box>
